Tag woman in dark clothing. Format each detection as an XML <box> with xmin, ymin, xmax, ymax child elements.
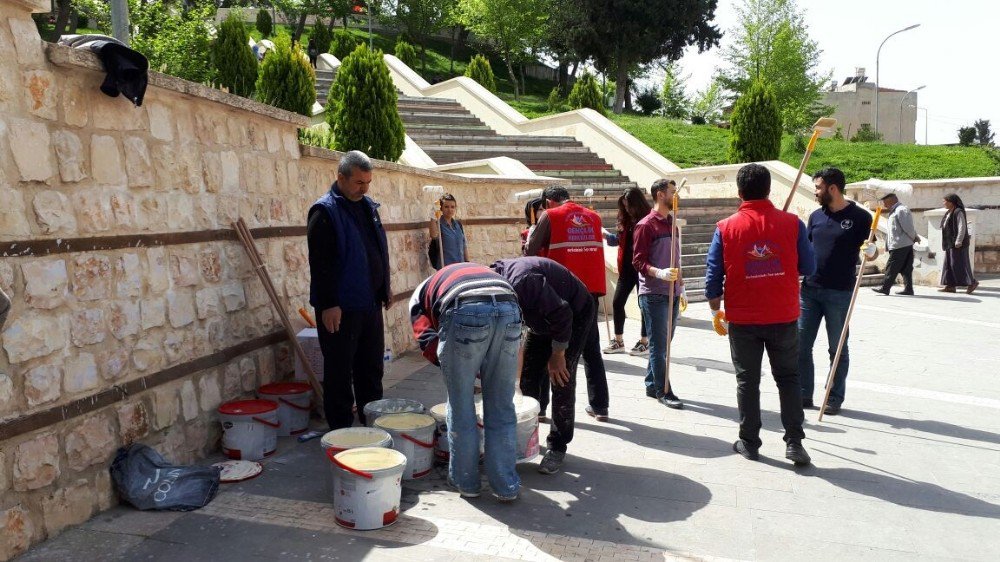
<box><xmin>520</xmin><ymin>197</ymin><xmax>545</xmax><ymax>254</ymax></box>
<box><xmin>939</xmin><ymin>193</ymin><xmax>979</xmax><ymax>294</ymax></box>
<box><xmin>602</xmin><ymin>187</ymin><xmax>651</xmax><ymax>356</ymax></box>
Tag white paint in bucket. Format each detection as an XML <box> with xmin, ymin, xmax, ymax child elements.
<box><xmin>374</xmin><ymin>413</ymin><xmax>436</xmax><ymax>479</ymax></box>
<box><xmin>321</xmin><ymin>427</ymin><xmax>393</xmax><ymax>500</ymax></box>
<box><xmin>258</xmin><ymin>382</ymin><xmax>313</xmax><ymax>436</ymax></box>
<box><xmin>218</xmin><ymin>400</ymin><xmax>280</xmax><ymax>461</ymax></box>
<box><xmin>328</xmin><ymin>447</ymin><xmax>407</xmax><ymax>530</ymax></box>
<box><xmin>363</xmin><ymin>398</ymin><xmax>425</xmax><ymax>427</ymax></box>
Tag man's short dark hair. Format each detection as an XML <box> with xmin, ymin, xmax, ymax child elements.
<box><xmin>338</xmin><ymin>150</ymin><xmax>372</xmax><ymax>177</ymax></box>
<box><xmin>736</xmin><ymin>163</ymin><xmax>771</xmax><ymax>201</ymax></box>
<box><xmin>542</xmin><ymin>186</ymin><xmax>570</xmax><ymax>204</ymax></box>
<box><xmin>650</xmin><ymin>179</ymin><xmax>676</xmax><ymax>199</ymax></box>
<box><xmin>812</xmin><ymin>167</ymin><xmax>846</xmax><ymax>192</ymax></box>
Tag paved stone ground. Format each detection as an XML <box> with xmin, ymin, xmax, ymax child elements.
<box><xmin>19</xmin><ymin>278</ymin><xmax>1000</xmax><ymax>561</ymax></box>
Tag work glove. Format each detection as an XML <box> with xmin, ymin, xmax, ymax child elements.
<box><xmin>712</xmin><ymin>309</ymin><xmax>728</xmax><ymax>337</ymax></box>
<box><xmin>679</xmin><ymin>287</ymin><xmax>688</xmax><ymax>313</ymax></box>
<box><xmin>655</xmin><ymin>267</ymin><xmax>679</xmax><ymax>282</ymax></box>
<box><xmin>861</xmin><ymin>241</ymin><xmax>877</xmax><ymax>259</ymax></box>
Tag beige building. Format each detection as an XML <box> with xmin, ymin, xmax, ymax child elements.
<box><xmin>821</xmin><ymin>68</ymin><xmax>919</xmax><ymax>144</ymax></box>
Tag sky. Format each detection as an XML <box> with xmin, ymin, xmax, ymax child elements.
<box><xmin>672</xmin><ymin>0</ymin><xmax>999</xmax><ymax>145</ymax></box>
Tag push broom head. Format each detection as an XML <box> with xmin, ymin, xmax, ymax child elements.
<box><xmin>583</xmin><ymin>188</ymin><xmax>595</xmax><ymax>197</ymax></box>
<box><xmin>864</xmin><ymin>178</ymin><xmax>914</xmax><ymax>197</ymax></box>
<box><xmin>422</xmin><ymin>185</ymin><xmax>444</xmax><ymax>195</ymax></box>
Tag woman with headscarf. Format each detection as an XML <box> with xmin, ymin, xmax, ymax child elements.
<box><xmin>602</xmin><ymin>187</ymin><xmax>652</xmax><ymax>356</ymax></box>
<box><xmin>939</xmin><ymin>193</ymin><xmax>979</xmax><ymax>294</ymax></box>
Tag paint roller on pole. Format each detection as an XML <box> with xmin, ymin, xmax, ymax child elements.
<box><xmin>782</xmin><ymin>117</ymin><xmax>837</xmax><ymax>212</ymax></box>
<box><xmin>662</xmin><ymin>178</ymin><xmax>686</xmax><ymax>397</ymax></box>
<box><xmin>817</xmin><ymin>206</ymin><xmax>883</xmax><ymax>422</ymax></box>
<box><xmin>423</xmin><ymin>185</ymin><xmax>446</xmax><ymax>269</ymax></box>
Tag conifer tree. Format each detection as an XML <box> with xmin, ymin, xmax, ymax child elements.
<box><xmin>214</xmin><ymin>11</ymin><xmax>259</xmax><ymax>98</ymax></box>
<box><xmin>464</xmin><ymin>54</ymin><xmax>497</xmax><ymax>93</ymax></box>
<box><xmin>728</xmin><ymin>79</ymin><xmax>782</xmax><ymax>163</ymax></box>
<box><xmin>255</xmin><ymin>34</ymin><xmax>317</xmax><ymax>116</ymax></box>
<box><xmin>567</xmin><ymin>71</ymin><xmax>605</xmax><ymax>116</ymax></box>
<box><xmin>327</xmin><ymin>44</ymin><xmax>406</xmax><ymax>161</ymax></box>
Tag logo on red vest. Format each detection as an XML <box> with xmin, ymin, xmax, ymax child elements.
<box><xmin>567</xmin><ymin>213</ymin><xmax>596</xmax><ymax>241</ymax></box>
<box><xmin>744</xmin><ymin>241</ymin><xmax>784</xmax><ymax>279</ymax></box>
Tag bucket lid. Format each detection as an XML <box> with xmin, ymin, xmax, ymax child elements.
<box><xmin>219</xmin><ymin>399</ymin><xmax>278</xmax><ymax>415</ymax></box>
<box><xmin>429</xmin><ymin>402</ymin><xmax>448</xmax><ymax>421</ymax></box>
<box><xmin>373</xmin><ymin>412</ymin><xmax>436</xmax><ymax>431</ymax></box>
<box><xmin>334</xmin><ymin>446</ymin><xmax>407</xmax><ymax>471</ymax></box>
<box><xmin>258</xmin><ymin>382</ymin><xmax>311</xmax><ymax>396</ymax></box>
<box><xmin>322</xmin><ymin>427</ymin><xmax>391</xmax><ymax>449</ymax></box>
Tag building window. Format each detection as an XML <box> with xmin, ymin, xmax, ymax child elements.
<box><xmin>860</xmin><ymin>123</ymin><xmax>871</xmax><ymax>128</ymax></box>
<box><xmin>861</xmin><ymin>101</ymin><xmax>871</xmax><ymax>105</ymax></box>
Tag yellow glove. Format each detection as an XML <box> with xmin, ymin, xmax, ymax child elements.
<box><xmin>861</xmin><ymin>241</ymin><xmax>877</xmax><ymax>259</ymax></box>
<box><xmin>712</xmin><ymin>310</ymin><xmax>728</xmax><ymax>336</ymax></box>
<box><xmin>655</xmin><ymin>267</ymin><xmax>679</xmax><ymax>282</ymax></box>
<box><xmin>679</xmin><ymin>287</ymin><xmax>688</xmax><ymax>313</ymax></box>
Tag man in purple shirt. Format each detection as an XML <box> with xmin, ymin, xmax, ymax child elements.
<box><xmin>632</xmin><ymin>179</ymin><xmax>684</xmax><ymax>409</ymax></box>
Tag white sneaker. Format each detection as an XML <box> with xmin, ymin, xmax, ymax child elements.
<box><xmin>603</xmin><ymin>340</ymin><xmax>627</xmax><ymax>354</ymax></box>
<box><xmin>629</xmin><ymin>341</ymin><xmax>650</xmax><ymax>357</ymax></box>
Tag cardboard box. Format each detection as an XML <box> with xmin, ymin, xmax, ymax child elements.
<box><xmin>294</xmin><ymin>328</ymin><xmax>324</xmax><ymax>382</ymax></box>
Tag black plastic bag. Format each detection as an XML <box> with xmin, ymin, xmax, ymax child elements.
<box><xmin>110</xmin><ymin>444</ymin><xmax>221</xmax><ymax>511</ymax></box>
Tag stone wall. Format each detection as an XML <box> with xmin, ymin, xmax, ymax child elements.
<box><xmin>0</xmin><ymin>0</ymin><xmax>555</xmax><ymax>558</ymax></box>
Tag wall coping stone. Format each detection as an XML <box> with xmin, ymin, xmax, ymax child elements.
<box><xmin>44</xmin><ymin>42</ymin><xmax>311</xmax><ymax>128</ymax></box>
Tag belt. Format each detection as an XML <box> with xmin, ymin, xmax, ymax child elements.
<box><xmin>455</xmin><ymin>293</ymin><xmax>518</xmax><ymax>306</ymax></box>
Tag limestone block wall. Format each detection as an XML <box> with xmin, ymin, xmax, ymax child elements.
<box><xmin>0</xmin><ymin>0</ymin><xmax>554</xmax><ymax>558</ymax></box>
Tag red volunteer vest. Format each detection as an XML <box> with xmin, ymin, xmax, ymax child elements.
<box><xmin>718</xmin><ymin>200</ymin><xmax>800</xmax><ymax>324</ymax></box>
<box><xmin>546</xmin><ymin>202</ymin><xmax>606</xmax><ymax>295</ymax></box>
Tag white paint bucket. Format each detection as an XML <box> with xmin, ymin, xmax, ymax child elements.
<box><xmin>363</xmin><ymin>398</ymin><xmax>425</xmax><ymax>427</ymax></box>
<box><xmin>218</xmin><ymin>400</ymin><xmax>280</xmax><ymax>461</ymax></box>
<box><xmin>327</xmin><ymin>447</ymin><xmax>407</xmax><ymax>530</ymax></box>
<box><xmin>320</xmin><ymin>427</ymin><xmax>393</xmax><ymax>500</ymax></box>
<box><xmin>257</xmin><ymin>382</ymin><xmax>313</xmax><ymax>436</ymax></box>
<box><xmin>373</xmin><ymin>413</ymin><xmax>436</xmax><ymax>479</ymax></box>
<box><xmin>430</xmin><ymin>401</ymin><xmax>484</xmax><ymax>463</ymax></box>
<box><xmin>513</xmin><ymin>394</ymin><xmax>541</xmax><ymax>462</ymax></box>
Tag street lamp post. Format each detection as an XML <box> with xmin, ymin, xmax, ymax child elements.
<box><xmin>898</xmin><ymin>85</ymin><xmax>925</xmax><ymax>143</ymax></box>
<box><xmin>875</xmin><ymin>24</ymin><xmax>920</xmax><ymax>138</ymax></box>
<box><xmin>918</xmin><ymin>107</ymin><xmax>928</xmax><ymax>145</ymax></box>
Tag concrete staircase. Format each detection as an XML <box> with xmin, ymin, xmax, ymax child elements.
<box><xmin>316</xmin><ymin>68</ymin><xmax>335</xmax><ymax>107</ymax></box>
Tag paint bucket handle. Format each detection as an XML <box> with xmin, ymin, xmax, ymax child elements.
<box><xmin>402</xmin><ymin>433</ymin><xmax>434</xmax><ymax>449</ymax></box>
<box><xmin>252</xmin><ymin>416</ymin><xmax>281</xmax><ymax>429</ymax></box>
<box><xmin>325</xmin><ymin>447</ymin><xmax>373</xmax><ymax>480</ymax></box>
<box><xmin>279</xmin><ymin>397</ymin><xmax>311</xmax><ymax>411</ymax></box>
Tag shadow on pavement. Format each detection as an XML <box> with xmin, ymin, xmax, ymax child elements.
<box><xmin>835</xmin><ymin>409</ymin><xmax>1000</xmax><ymax>446</ymax></box>
<box><xmin>584</xmin><ymin>416</ymin><xmax>733</xmax><ymax>458</ymax></box>
<box><xmin>677</xmin><ymin>316</ymin><xmax>716</xmax><ymax>332</ymax></box>
<box><xmin>907</xmin><ymin>294</ymin><xmax>982</xmax><ymax>303</ymax></box>
<box><xmin>799</xmin><ymin>461</ymin><xmax>1000</xmax><ymax>519</ymax></box>
<box><xmin>673</xmin><ymin>356</ymin><xmax>736</xmax><ymax>374</ymax></box>
<box><xmin>682</xmin><ymin>399</ymin><xmax>847</xmax><ymax>435</ymax></box>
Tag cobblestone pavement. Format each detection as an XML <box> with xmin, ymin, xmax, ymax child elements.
<box><xmin>19</xmin><ymin>279</ymin><xmax>1000</xmax><ymax>561</ymax></box>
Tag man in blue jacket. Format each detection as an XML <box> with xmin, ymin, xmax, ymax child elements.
<box><xmin>307</xmin><ymin>151</ymin><xmax>391</xmax><ymax>429</ymax></box>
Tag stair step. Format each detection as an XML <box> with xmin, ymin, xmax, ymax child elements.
<box><xmin>411</xmin><ymin>135</ymin><xmax>583</xmax><ymax>147</ymax></box>
<box><xmin>526</xmin><ymin>163</ymin><xmax>614</xmax><ymax>171</ymax></box>
<box><xmin>423</xmin><ymin>145</ymin><xmax>593</xmax><ymax>155</ymax></box>
<box><xmin>396</xmin><ymin>104</ymin><xmax>469</xmax><ymax>114</ymax></box>
<box><xmin>405</xmin><ymin>125</ymin><xmax>497</xmax><ymax>134</ymax></box>
<box><xmin>398</xmin><ymin>95</ymin><xmax>460</xmax><ymax>105</ymax></box>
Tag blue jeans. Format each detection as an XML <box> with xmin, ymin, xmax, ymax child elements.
<box><xmin>437</xmin><ymin>298</ymin><xmax>521</xmax><ymax>497</ymax></box>
<box><xmin>798</xmin><ymin>285</ymin><xmax>851</xmax><ymax>406</ymax></box>
<box><xmin>639</xmin><ymin>293</ymin><xmax>679</xmax><ymax>396</ymax></box>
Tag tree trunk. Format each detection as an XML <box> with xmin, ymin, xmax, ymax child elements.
<box><xmin>328</xmin><ymin>16</ymin><xmax>336</xmax><ymax>32</ymax></box>
<box><xmin>449</xmin><ymin>26</ymin><xmax>458</xmax><ymax>74</ymax></box>
<box><xmin>68</xmin><ymin>9</ymin><xmax>78</xmax><ymax>33</ymax></box>
<box><xmin>557</xmin><ymin>60</ymin><xmax>568</xmax><ymax>93</ymax></box>
<box><xmin>293</xmin><ymin>13</ymin><xmax>307</xmax><ymax>43</ymax></box>
<box><xmin>613</xmin><ymin>60</ymin><xmax>628</xmax><ymax>114</ymax></box>
<box><xmin>53</xmin><ymin>0</ymin><xmax>72</xmax><ymax>41</ymax></box>
<box><xmin>420</xmin><ymin>43</ymin><xmax>427</xmax><ymax>73</ymax></box>
<box><xmin>504</xmin><ymin>54</ymin><xmax>519</xmax><ymax>100</ymax></box>
<box><xmin>624</xmin><ymin>79</ymin><xmax>633</xmax><ymax>112</ymax></box>
<box><xmin>520</xmin><ymin>64</ymin><xmax>526</xmax><ymax>93</ymax></box>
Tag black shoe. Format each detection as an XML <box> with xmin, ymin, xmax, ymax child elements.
<box><xmin>802</xmin><ymin>398</ymin><xmax>814</xmax><ymax>409</ymax></box>
<box><xmin>823</xmin><ymin>403</ymin><xmax>841</xmax><ymax>416</ymax></box>
<box><xmin>895</xmin><ymin>289</ymin><xmax>914</xmax><ymax>295</ymax></box>
<box><xmin>645</xmin><ymin>387</ymin><xmax>658</xmax><ymax>399</ymax></box>
<box><xmin>658</xmin><ymin>392</ymin><xmax>683</xmax><ymax>409</ymax></box>
<box><xmin>733</xmin><ymin>439</ymin><xmax>759</xmax><ymax>461</ymax></box>
<box><xmin>585</xmin><ymin>406</ymin><xmax>609</xmax><ymax>422</ymax></box>
<box><xmin>871</xmin><ymin>288</ymin><xmax>889</xmax><ymax>295</ymax></box>
<box><xmin>785</xmin><ymin>440</ymin><xmax>811</xmax><ymax>466</ymax></box>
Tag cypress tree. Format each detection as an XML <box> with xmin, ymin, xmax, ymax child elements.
<box><xmin>464</xmin><ymin>54</ymin><xmax>496</xmax><ymax>93</ymax></box>
<box><xmin>256</xmin><ymin>9</ymin><xmax>272</xmax><ymax>38</ymax></box>
<box><xmin>330</xmin><ymin>30</ymin><xmax>358</xmax><ymax>60</ymax></box>
<box><xmin>728</xmin><ymin>79</ymin><xmax>782</xmax><ymax>163</ymax></box>
<box><xmin>567</xmin><ymin>72</ymin><xmax>606</xmax><ymax>116</ymax></box>
<box><xmin>214</xmin><ymin>11</ymin><xmax>258</xmax><ymax>98</ymax></box>
<box><xmin>311</xmin><ymin>23</ymin><xmax>332</xmax><ymax>55</ymax></box>
<box><xmin>255</xmin><ymin>34</ymin><xmax>317</xmax><ymax>116</ymax></box>
<box><xmin>394</xmin><ymin>39</ymin><xmax>418</xmax><ymax>68</ymax></box>
<box><xmin>327</xmin><ymin>44</ymin><xmax>406</xmax><ymax>161</ymax></box>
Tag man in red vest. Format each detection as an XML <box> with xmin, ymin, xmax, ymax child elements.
<box><xmin>704</xmin><ymin>164</ymin><xmax>816</xmax><ymax>466</ymax></box>
<box><xmin>525</xmin><ymin>186</ymin><xmax>610</xmax><ymax>422</ymax></box>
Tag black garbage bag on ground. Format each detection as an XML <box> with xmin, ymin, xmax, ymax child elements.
<box><xmin>110</xmin><ymin>444</ymin><xmax>221</xmax><ymax>511</ymax></box>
